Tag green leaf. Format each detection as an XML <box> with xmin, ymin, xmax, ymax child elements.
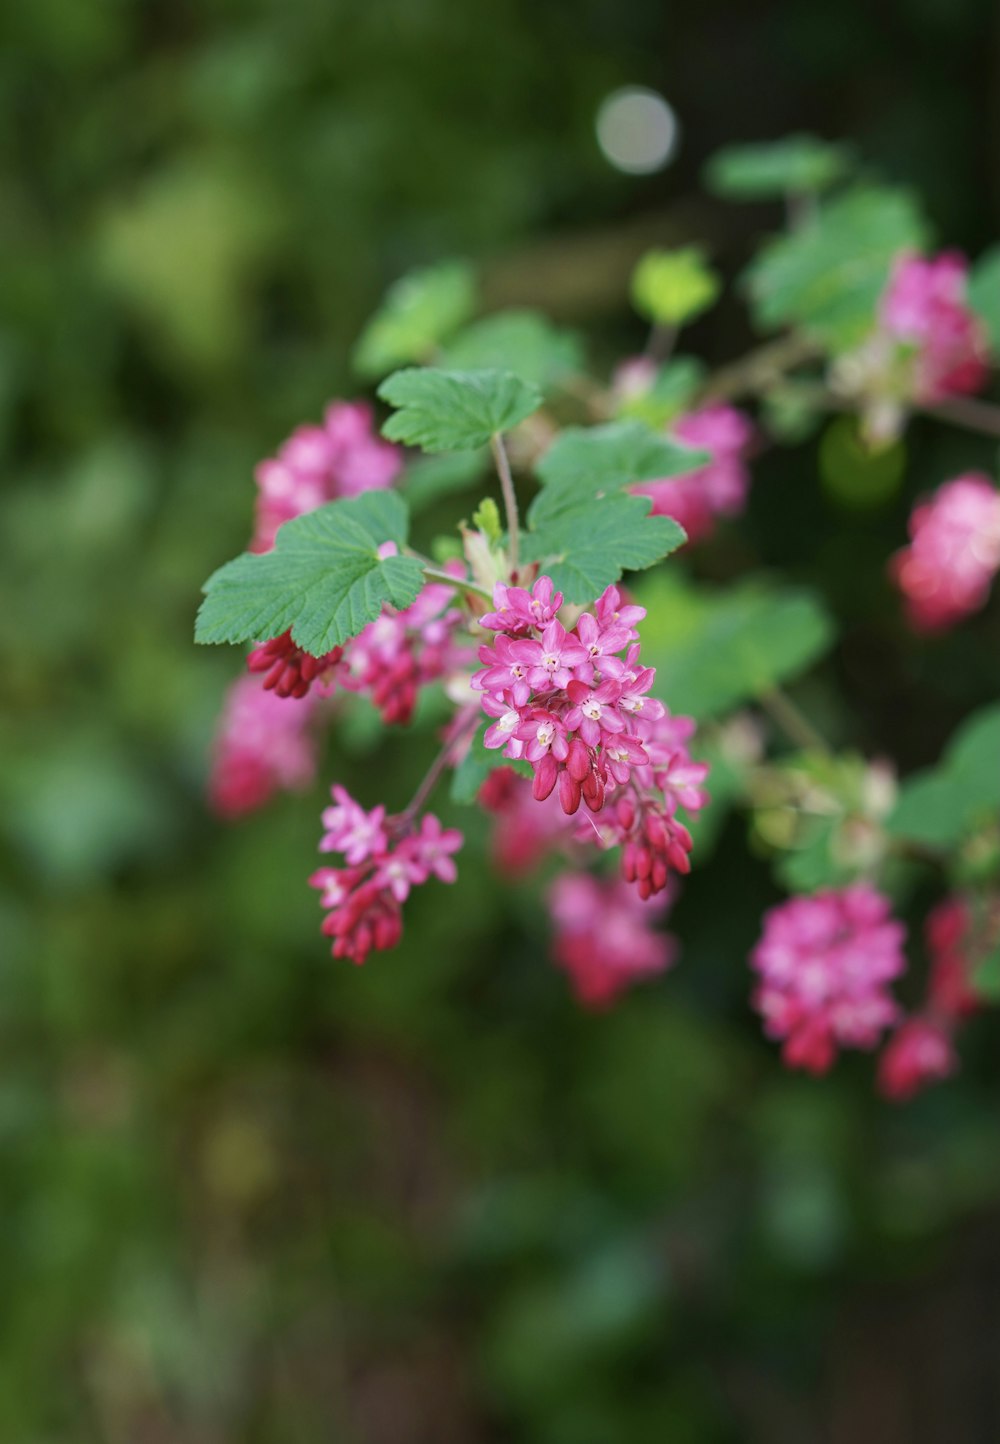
<box><xmin>969</xmin><ymin>246</ymin><xmax>1000</xmax><ymax>351</ymax></box>
<box><xmin>439</xmin><ymin>310</ymin><xmax>584</xmax><ymax>390</ymax></box>
<box><xmin>532</xmin><ymin>420</ymin><xmax>708</xmax><ymax>527</ymax></box>
<box><xmin>744</xmin><ymin>186</ymin><xmax>930</xmax><ymax>351</ymax></box>
<box><xmin>630</xmin><ymin>248</ymin><xmax>721</xmax><ymax>327</ymax></box>
<box><xmin>634</xmin><ymin>570</ymin><xmax>836</xmax><ymax>720</ymax></box>
<box><xmin>887</xmin><ymin>704</ymin><xmax>1000</xmax><ymax>849</ymax></box>
<box><xmin>401</xmin><ymin>449</ymin><xmax>488</xmax><ymax>511</ymax></box>
<box><xmin>450</xmin><ymin>725</ymin><xmax>532</xmax><ymax>804</ymax></box>
<box><xmin>523</xmin><ymin>492</ymin><xmax>686</xmax><ymax>604</ymax></box>
<box><xmin>378</xmin><ymin>367</ymin><xmax>542</xmax><ymax>452</ymax></box>
<box><xmin>614</xmin><ymin>357</ymin><xmax>706</xmax><ymax>428</ymax></box>
<box><xmin>705</xmin><ymin>135</ymin><xmax>854</xmax><ymax>199</ymax></box>
<box><xmin>353</xmin><ymin>261</ymin><xmax>477</xmax><ymax>378</ymax></box>
<box><xmin>195</xmin><ymin>490</ymin><xmax>423</xmax><ymax>654</ymax></box>
<box><xmin>972</xmin><ymin>944</ymin><xmax>1000</xmax><ymax>1002</ymax></box>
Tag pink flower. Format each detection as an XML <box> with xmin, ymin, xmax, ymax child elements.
<box><xmin>877</xmin><ymin>1017</ymin><xmax>956</xmax><ymax>1101</ymax></box>
<box><xmin>311</xmin><ymin>787</ymin><xmax>463</xmax><ymax>965</ymax></box>
<box><xmin>926</xmin><ymin>895</ymin><xmax>982</xmax><ymax>1019</ymax></box>
<box><xmin>548</xmin><ymin>873</ymin><xmax>677</xmax><ymax>1008</ymax></box>
<box><xmin>632</xmin><ymin>404</ymin><xmax>754</xmax><ymax>544</ymax></box>
<box><xmin>750</xmin><ymin>885</ymin><xmax>907</xmax><ymax>1074</ymax></box>
<box><xmin>247</xmin><ymin>630</ymin><xmax>344</xmax><ymax>700</ymax></box>
<box><xmin>890</xmin><ymin>474</ymin><xmax>1000</xmax><ymax>632</ymax></box>
<box><xmin>252</xmin><ymin>400</ymin><xmax>402</xmax><ymax>553</ymax></box>
<box><xmin>480</xmin><ymin>576</ymin><xmax>563</xmax><ymax>633</ymax></box>
<box><xmin>209</xmin><ymin>675</ymin><xmax>320</xmax><ymax>817</ymax></box>
<box><xmin>879</xmin><ymin>253</ymin><xmax>989</xmax><ymax>404</ymax></box>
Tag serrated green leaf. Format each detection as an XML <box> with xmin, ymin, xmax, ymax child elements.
<box><xmin>378</xmin><ymin>367</ymin><xmax>542</xmax><ymax>452</ymax></box>
<box><xmin>532</xmin><ymin>420</ymin><xmax>708</xmax><ymax>527</ymax></box>
<box><xmin>630</xmin><ymin>248</ymin><xmax>720</xmax><ymax>327</ymax></box>
<box><xmin>969</xmin><ymin>247</ymin><xmax>1000</xmax><ymax>350</ymax></box>
<box><xmin>450</xmin><ymin>725</ymin><xmax>532</xmax><ymax>804</ymax></box>
<box><xmin>744</xmin><ymin>186</ymin><xmax>930</xmax><ymax>351</ymax></box>
<box><xmin>195</xmin><ymin>490</ymin><xmax>423</xmax><ymax>654</ymax></box>
<box><xmin>439</xmin><ymin>310</ymin><xmax>584</xmax><ymax>390</ymax></box>
<box><xmin>705</xmin><ymin>135</ymin><xmax>854</xmax><ymax>199</ymax></box>
<box><xmin>634</xmin><ymin>570</ymin><xmax>836</xmax><ymax>720</ymax></box>
<box><xmin>523</xmin><ymin>492</ymin><xmax>686</xmax><ymax>603</ymax></box>
<box><xmin>401</xmin><ymin>449</ymin><xmax>488</xmax><ymax>511</ymax></box>
<box><xmin>353</xmin><ymin>261</ymin><xmax>477</xmax><ymax>378</ymax></box>
<box><xmin>887</xmin><ymin>704</ymin><xmax>1000</xmax><ymax>848</ymax></box>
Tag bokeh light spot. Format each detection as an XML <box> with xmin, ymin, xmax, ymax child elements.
<box><xmin>596</xmin><ymin>87</ymin><xmax>679</xmax><ymax>174</ymax></box>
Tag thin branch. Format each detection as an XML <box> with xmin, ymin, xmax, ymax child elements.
<box><xmin>491</xmin><ymin>432</ymin><xmax>520</xmax><ymax>574</ymax></box>
<box><xmin>759</xmin><ymin>687</ymin><xmax>831</xmax><ymax>755</ymax></box>
<box><xmin>399</xmin><ymin>707</ymin><xmax>480</xmax><ymax>825</ymax></box>
<box><xmin>922</xmin><ymin>394</ymin><xmax>1000</xmax><ymax>440</ymax></box>
<box><xmin>419</xmin><ymin>564</ymin><xmax>494</xmax><ymax>601</ymax></box>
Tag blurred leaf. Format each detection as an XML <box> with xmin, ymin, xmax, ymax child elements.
<box><xmin>533</xmin><ymin>420</ymin><xmax>707</xmax><ymax>519</ymax></box>
<box><xmin>630</xmin><ymin>247</ymin><xmax>721</xmax><ymax>328</ymax></box>
<box><xmin>636</xmin><ymin>570</ymin><xmax>836</xmax><ymax>720</ymax></box>
<box><xmin>819</xmin><ymin>415</ymin><xmax>905</xmax><ymax>509</ymax></box>
<box><xmin>451</xmin><ymin>726</ymin><xmax>531</xmax><ymax>803</ymax></box>
<box><xmin>440</xmin><ymin>309</ymin><xmax>584</xmax><ymax>390</ymax></box>
<box><xmin>969</xmin><ymin>246</ymin><xmax>1000</xmax><ymax>350</ymax></box>
<box><xmin>614</xmin><ymin>357</ymin><xmax>706</xmax><ymax>428</ymax></box>
<box><xmin>887</xmin><ymin>703</ymin><xmax>1000</xmax><ymax>848</ymax></box>
<box><xmin>705</xmin><ymin>134</ymin><xmax>854</xmax><ymax>199</ymax></box>
<box><xmin>401</xmin><ymin>449</ymin><xmax>489</xmax><ymax>510</ymax></box>
<box><xmin>196</xmin><ymin>491</ymin><xmax>422</xmax><ymax>651</ymax></box>
<box><xmin>379</xmin><ymin>367</ymin><xmax>542</xmax><ymax>452</ymax></box>
<box><xmin>744</xmin><ymin>186</ymin><xmax>930</xmax><ymax>350</ymax></box>
<box><xmin>353</xmin><ymin>261</ymin><xmax>477</xmax><ymax>377</ymax></box>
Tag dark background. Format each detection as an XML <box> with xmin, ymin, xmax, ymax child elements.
<box><xmin>3</xmin><ymin>1</ymin><xmax>1000</xmax><ymax>1439</ymax></box>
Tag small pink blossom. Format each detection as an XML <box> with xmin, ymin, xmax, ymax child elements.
<box><xmin>877</xmin><ymin>1017</ymin><xmax>956</xmax><ymax>1101</ymax></box>
<box><xmin>880</xmin><ymin>252</ymin><xmax>989</xmax><ymax>404</ymax></box>
<box><xmin>632</xmin><ymin>404</ymin><xmax>754</xmax><ymax>544</ymax></box>
<box><xmin>480</xmin><ymin>576</ymin><xmax>563</xmax><ymax>633</ymax></box>
<box><xmin>548</xmin><ymin>873</ymin><xmax>677</xmax><ymax>1008</ymax></box>
<box><xmin>320</xmin><ymin>785</ymin><xmax>388</xmax><ymax>864</ymax></box>
<box><xmin>252</xmin><ymin>400</ymin><xmax>402</xmax><ymax>553</ymax></box>
<box><xmin>209</xmin><ymin>675</ymin><xmax>320</xmax><ymax>817</ymax></box>
<box><xmin>750</xmin><ymin>885</ymin><xmax>907</xmax><ymax>1074</ymax></box>
<box><xmin>890</xmin><ymin>474</ymin><xmax>1000</xmax><ymax>632</ymax></box>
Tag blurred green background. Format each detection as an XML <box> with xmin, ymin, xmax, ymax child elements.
<box><xmin>3</xmin><ymin>1</ymin><xmax>1000</xmax><ymax>1440</ymax></box>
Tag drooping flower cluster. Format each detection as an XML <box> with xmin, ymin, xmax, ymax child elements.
<box><xmin>890</xmin><ymin>474</ymin><xmax>1000</xmax><ymax>631</ymax></box>
<box><xmin>472</xmin><ymin>577</ymin><xmax>708</xmax><ymax>895</ymax></box>
<box><xmin>209</xmin><ymin>675</ymin><xmax>321</xmax><ymax>818</ymax></box>
<box><xmin>247</xmin><ymin>631</ymin><xmax>345</xmax><ymax>699</ymax></box>
<box><xmin>834</xmin><ymin>252</ymin><xmax>989</xmax><ymax>443</ymax></box>
<box><xmin>751</xmin><ymin>884</ymin><xmax>906</xmax><ymax>1074</ymax></box>
<box><xmin>310</xmin><ymin>786</ymin><xmax>463</xmax><ymax>964</ymax></box>
<box><xmin>339</xmin><ymin>573</ymin><xmax>468</xmax><ymax>725</ymax></box>
<box><xmin>251</xmin><ymin>400</ymin><xmax>402</xmax><ymax>554</ymax></box>
<box><xmin>632</xmin><ymin>404</ymin><xmax>754</xmax><ymax>544</ymax></box>
<box><xmin>548</xmin><ymin>873</ymin><xmax>678</xmax><ymax>1008</ymax></box>
<box><xmin>878</xmin><ymin>894</ymin><xmax>994</xmax><ymax>1100</ymax></box>
<box><xmin>478</xmin><ymin>765</ymin><xmax>572</xmax><ymax>877</ymax></box>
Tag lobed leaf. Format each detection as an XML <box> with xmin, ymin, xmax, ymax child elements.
<box><xmin>523</xmin><ymin>491</ymin><xmax>686</xmax><ymax>603</ymax></box>
<box><xmin>532</xmin><ymin>419</ymin><xmax>708</xmax><ymax>526</ymax></box>
<box><xmin>630</xmin><ymin>247</ymin><xmax>721</xmax><ymax>328</ymax></box>
<box><xmin>195</xmin><ymin>490</ymin><xmax>424</xmax><ymax>655</ymax></box>
<box><xmin>439</xmin><ymin>310</ymin><xmax>584</xmax><ymax>390</ymax></box>
<box><xmin>353</xmin><ymin>261</ymin><xmax>477</xmax><ymax>378</ymax></box>
<box><xmin>379</xmin><ymin>367</ymin><xmax>543</xmax><ymax>452</ymax></box>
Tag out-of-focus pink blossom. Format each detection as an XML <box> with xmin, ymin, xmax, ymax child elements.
<box><xmin>890</xmin><ymin>474</ymin><xmax>1000</xmax><ymax>632</ymax></box>
<box><xmin>209</xmin><ymin>675</ymin><xmax>320</xmax><ymax>817</ymax></box>
<box><xmin>342</xmin><ymin>575</ymin><xmax>469</xmax><ymax>725</ymax></box>
<box><xmin>311</xmin><ymin>785</ymin><xmax>462</xmax><ymax>965</ymax></box>
<box><xmin>877</xmin><ymin>1017</ymin><xmax>956</xmax><ymax>1100</ymax></box>
<box><xmin>548</xmin><ymin>873</ymin><xmax>677</xmax><ymax>1008</ymax></box>
<box><xmin>880</xmin><ymin>253</ymin><xmax>989</xmax><ymax>404</ymax></box>
<box><xmin>478</xmin><ymin>766</ymin><xmax>573</xmax><ymax>876</ymax></box>
<box><xmin>252</xmin><ymin>400</ymin><xmax>402</xmax><ymax>553</ymax></box>
<box><xmin>750</xmin><ymin>885</ymin><xmax>906</xmax><ymax>1074</ymax></box>
<box><xmin>632</xmin><ymin>404</ymin><xmax>754</xmax><ymax>544</ymax></box>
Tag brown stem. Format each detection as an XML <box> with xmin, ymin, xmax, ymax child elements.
<box><xmin>491</xmin><ymin>433</ymin><xmax>520</xmax><ymax>574</ymax></box>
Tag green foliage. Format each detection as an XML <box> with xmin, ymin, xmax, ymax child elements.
<box><xmin>523</xmin><ymin>492</ymin><xmax>686</xmax><ymax>603</ymax></box>
<box><xmin>635</xmin><ymin>571</ymin><xmax>836</xmax><ymax>720</ymax></box>
<box><xmin>630</xmin><ymin>247</ymin><xmax>721</xmax><ymax>327</ymax></box>
<box><xmin>705</xmin><ymin>134</ymin><xmax>854</xmax><ymax>199</ymax></box>
<box><xmin>450</xmin><ymin>726</ymin><xmax>532</xmax><ymax>803</ymax></box>
<box><xmin>400</xmin><ymin>449</ymin><xmax>488</xmax><ymax>510</ymax></box>
<box><xmin>195</xmin><ymin>491</ymin><xmax>423</xmax><ymax>653</ymax></box>
<box><xmin>887</xmin><ymin>704</ymin><xmax>1000</xmax><ymax>849</ymax></box>
<box><xmin>745</xmin><ymin>186</ymin><xmax>930</xmax><ymax>349</ymax></box>
<box><xmin>614</xmin><ymin>357</ymin><xmax>706</xmax><ymax>428</ymax></box>
<box><xmin>969</xmin><ymin>246</ymin><xmax>1000</xmax><ymax>350</ymax></box>
<box><xmin>353</xmin><ymin>261</ymin><xmax>477</xmax><ymax>377</ymax></box>
<box><xmin>440</xmin><ymin>309</ymin><xmax>584</xmax><ymax>390</ymax></box>
<box><xmin>378</xmin><ymin>367</ymin><xmax>542</xmax><ymax>451</ymax></box>
<box><xmin>534</xmin><ymin>420</ymin><xmax>708</xmax><ymax>507</ymax></box>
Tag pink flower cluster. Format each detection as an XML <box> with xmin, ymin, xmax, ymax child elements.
<box><xmin>879</xmin><ymin>252</ymin><xmax>989</xmax><ymax>405</ymax></box>
<box><xmin>890</xmin><ymin>474</ymin><xmax>1000</xmax><ymax>632</ymax></box>
<box><xmin>251</xmin><ymin>400</ymin><xmax>402</xmax><ymax>554</ymax></box>
<box><xmin>878</xmin><ymin>895</ymin><xmax>992</xmax><ymax>1101</ymax></box>
<box><xmin>310</xmin><ymin>786</ymin><xmax>463</xmax><ymax>964</ymax></box>
<box><xmin>209</xmin><ymin>675</ymin><xmax>321</xmax><ymax>818</ymax></box>
<box><xmin>549</xmin><ymin>873</ymin><xmax>677</xmax><ymax>1008</ymax></box>
<box><xmin>472</xmin><ymin>577</ymin><xmax>708</xmax><ymax>896</ymax></box>
<box><xmin>633</xmin><ymin>404</ymin><xmax>754</xmax><ymax>544</ymax></box>
<box><xmin>340</xmin><ymin>574</ymin><xmax>467</xmax><ymax>725</ymax></box>
<box><xmin>751</xmin><ymin>885</ymin><xmax>906</xmax><ymax>1074</ymax></box>
<box><xmin>247</xmin><ymin>630</ymin><xmax>344</xmax><ymax>699</ymax></box>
